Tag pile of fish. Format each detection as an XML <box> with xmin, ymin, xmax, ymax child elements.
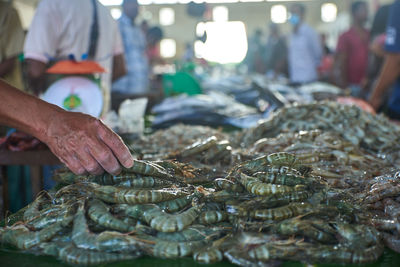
<box><xmin>2</xmin><ymin>101</ymin><xmax>400</xmax><ymax>266</ymax></box>
<box><xmin>151</xmin><ymin>92</ymin><xmax>262</xmax><ymax>129</ymax></box>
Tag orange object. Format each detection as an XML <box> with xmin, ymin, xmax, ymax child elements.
<box><xmin>46</xmin><ymin>60</ymin><xmax>106</xmax><ymax>74</ymax></box>
<box><xmin>337</xmin><ymin>97</ymin><xmax>376</xmax><ymax>114</ymax></box>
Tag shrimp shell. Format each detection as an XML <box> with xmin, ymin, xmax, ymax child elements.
<box><xmin>94</xmin><ymin>185</ymin><xmax>187</xmax><ymax>204</ymax></box>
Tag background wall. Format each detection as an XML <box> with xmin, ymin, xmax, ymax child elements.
<box><xmin>13</xmin><ymin>0</ymin><xmax>396</xmax><ymax>61</ymax></box>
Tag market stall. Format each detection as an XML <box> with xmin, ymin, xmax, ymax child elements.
<box><xmin>1</xmin><ymin>0</ymin><xmax>400</xmax><ymax>266</ymax></box>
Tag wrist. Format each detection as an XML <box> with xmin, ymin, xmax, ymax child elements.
<box><xmin>31</xmin><ymin>100</ymin><xmax>65</xmax><ymax>143</ymax></box>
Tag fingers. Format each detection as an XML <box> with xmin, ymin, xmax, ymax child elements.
<box><xmin>96</xmin><ymin>121</ymin><xmax>134</xmax><ymax>168</ymax></box>
<box><xmin>73</xmin><ymin>149</ymin><xmax>104</xmax><ymax>175</ymax></box>
<box><xmin>60</xmin><ymin>154</ymin><xmax>87</xmax><ymax>175</ymax></box>
<box><xmin>87</xmin><ymin>139</ymin><xmax>122</xmax><ymax>175</ymax></box>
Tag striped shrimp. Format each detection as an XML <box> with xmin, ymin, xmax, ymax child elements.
<box><xmin>156</xmin><ymin>225</ymin><xmax>224</xmax><ymax>242</ymax></box>
<box><xmin>93</xmin><ymin>173</ymin><xmax>175</xmax><ymax>188</ymax></box>
<box><xmin>276</xmin><ymin>218</ymin><xmax>337</xmax><ymax>243</ymax></box>
<box><xmin>41</xmin><ymin>243</ymin><xmax>140</xmax><ymax>266</ymax></box>
<box><xmin>214</xmin><ymin>178</ymin><xmax>244</xmax><ymax>193</ymax></box>
<box><xmin>240</xmin><ymin>173</ymin><xmax>305</xmax><ymax>196</ymax></box>
<box><xmin>242</xmin><ymin>202</ymin><xmax>315</xmax><ymax>221</ymax></box>
<box><xmin>125</xmin><ymin>160</ymin><xmax>173</xmax><ymax>179</ymax></box>
<box><xmin>248</xmin><ymin>243</ymin><xmax>300</xmax><ymax>261</ymax></box>
<box><xmin>262</xmin><ymin>166</ymin><xmax>303</xmax><ymax>176</ymax></box>
<box><xmin>254</xmin><ymin>172</ymin><xmax>308</xmax><ymax>186</ymax></box>
<box><xmin>157</xmin><ymin>192</ymin><xmax>201</xmax><ymax>213</ymax></box>
<box><xmin>153</xmin><ymin>239</ymin><xmax>210</xmax><ymax>258</ymax></box>
<box><xmin>53</xmin><ymin>169</ymin><xmax>88</xmax><ymax>184</ymax></box>
<box><xmin>304</xmin><ymin>244</ymin><xmax>384</xmax><ymax>264</ymax></box>
<box><xmin>87</xmin><ymin>199</ymin><xmax>135</xmax><ymax>232</ymax></box>
<box><xmin>72</xmin><ymin>203</ymin><xmax>139</xmax><ymax>252</ymax></box>
<box><xmin>27</xmin><ymin>202</ymin><xmax>76</xmax><ymax>230</ymax></box>
<box><xmin>115</xmin><ymin>202</ymin><xmax>203</xmax><ymax>232</ymax></box>
<box><xmin>93</xmin><ymin>185</ymin><xmax>188</xmax><ymax>204</ymax></box>
<box><xmin>193</xmin><ymin>247</ymin><xmax>223</xmax><ymax>264</ymax></box>
<box><xmin>1</xmin><ymin>216</ymin><xmax>73</xmax><ymax>249</ymax></box>
<box><xmin>197</xmin><ymin>210</ymin><xmax>228</xmax><ymax>224</ymax></box>
<box><xmin>142</xmin><ymin>203</ymin><xmax>203</xmax><ymax>232</ymax></box>
<box><xmin>239</xmin><ymin>152</ymin><xmax>298</xmax><ymax>172</ymax></box>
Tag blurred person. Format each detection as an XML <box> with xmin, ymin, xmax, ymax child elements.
<box><xmin>368</xmin><ymin>0</ymin><xmax>400</xmax><ymax>120</ymax></box>
<box><xmin>146</xmin><ymin>26</ymin><xmax>164</xmax><ymax>66</ymax></box>
<box><xmin>319</xmin><ymin>33</ymin><xmax>334</xmax><ymax>82</ymax></box>
<box><xmin>264</xmin><ymin>23</ymin><xmax>287</xmax><ymax>78</ymax></box>
<box><xmin>183</xmin><ymin>42</ymin><xmax>194</xmax><ymax>62</ymax></box>
<box><xmin>0</xmin><ymin>1</ymin><xmax>24</xmax><ymax>90</ymax></box>
<box><xmin>23</xmin><ymin>0</ymin><xmax>126</xmax><ymax>113</ymax></box>
<box><xmin>0</xmin><ymin>79</ymin><xmax>133</xmax><ymax>175</ymax></box>
<box><xmin>334</xmin><ymin>1</ymin><xmax>369</xmax><ymax>96</ymax></box>
<box><xmin>287</xmin><ymin>3</ymin><xmax>322</xmax><ymax>84</ymax></box>
<box><xmin>245</xmin><ymin>29</ymin><xmax>265</xmax><ymax>74</ymax></box>
<box><xmin>141</xmin><ymin>20</ymin><xmax>149</xmax><ymax>35</ymax></box>
<box><xmin>363</xmin><ymin>4</ymin><xmax>391</xmax><ymax>99</ymax></box>
<box><xmin>112</xmin><ymin>0</ymin><xmax>149</xmax><ymax>96</ymax></box>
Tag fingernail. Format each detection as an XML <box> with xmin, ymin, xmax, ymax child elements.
<box><xmin>124</xmin><ymin>155</ymin><xmax>134</xmax><ymax>168</ymax></box>
<box><xmin>111</xmin><ymin>166</ymin><xmax>122</xmax><ymax>175</ymax></box>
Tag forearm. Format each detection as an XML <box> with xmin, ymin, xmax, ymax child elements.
<box><xmin>369</xmin><ymin>54</ymin><xmax>400</xmax><ymax>100</ymax></box>
<box><xmin>0</xmin><ymin>57</ymin><xmax>16</xmax><ymax>77</ymax></box>
<box><xmin>0</xmin><ymin>79</ymin><xmax>63</xmax><ymax>140</ymax></box>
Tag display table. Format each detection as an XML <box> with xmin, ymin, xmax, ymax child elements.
<box><xmin>0</xmin><ymin>150</ymin><xmax>60</xmax><ymax>216</ymax></box>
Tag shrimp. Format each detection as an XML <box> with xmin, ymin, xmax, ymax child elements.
<box><xmin>42</xmin><ymin>243</ymin><xmax>140</xmax><ymax>266</ymax></box>
<box><xmin>240</xmin><ymin>172</ymin><xmax>305</xmax><ymax>196</ymax></box>
<box><xmin>304</xmin><ymin>244</ymin><xmax>384</xmax><ymax>264</ymax></box>
<box><xmin>179</xmin><ymin>136</ymin><xmax>218</xmax><ymax>157</ymax></box>
<box><xmin>87</xmin><ymin>199</ymin><xmax>135</xmax><ymax>232</ymax></box>
<box><xmin>214</xmin><ymin>178</ymin><xmax>244</xmax><ymax>193</ymax></box>
<box><xmin>125</xmin><ymin>160</ymin><xmax>173</xmax><ymax>179</ymax></box>
<box><xmin>276</xmin><ymin>218</ymin><xmax>337</xmax><ymax>243</ymax></box>
<box><xmin>239</xmin><ymin>152</ymin><xmax>298</xmax><ymax>173</ymax></box>
<box><xmin>94</xmin><ymin>185</ymin><xmax>188</xmax><ymax>204</ymax></box>
<box><xmin>157</xmin><ymin>192</ymin><xmax>201</xmax><ymax>213</ymax></box>
<box><xmin>364</xmin><ymin>182</ymin><xmax>400</xmax><ymax>204</ymax></box>
<box><xmin>193</xmin><ymin>247</ymin><xmax>223</xmax><ymax>264</ymax></box>
<box><xmin>23</xmin><ymin>192</ymin><xmax>51</xmax><ymax>222</ymax></box>
<box><xmin>248</xmin><ymin>242</ymin><xmax>299</xmax><ymax>261</ymax></box>
<box><xmin>27</xmin><ymin>202</ymin><xmax>76</xmax><ymax>230</ymax></box>
<box><xmin>153</xmin><ymin>239</ymin><xmax>209</xmax><ymax>258</ymax></box>
<box><xmin>197</xmin><ymin>211</ymin><xmax>228</xmax><ymax>224</ymax></box>
<box><xmin>156</xmin><ymin>225</ymin><xmax>224</xmax><ymax>242</ymax></box>
<box><xmin>244</xmin><ymin>202</ymin><xmax>315</xmax><ymax>221</ymax></box>
<box><xmin>72</xmin><ymin>203</ymin><xmax>139</xmax><ymax>252</ymax></box>
<box><xmin>254</xmin><ymin>172</ymin><xmax>309</xmax><ymax>186</ymax></box>
<box><xmin>1</xmin><ymin>216</ymin><xmax>73</xmax><ymax>249</ymax></box>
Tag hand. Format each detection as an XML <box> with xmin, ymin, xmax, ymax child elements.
<box><xmin>41</xmin><ymin>110</ymin><xmax>134</xmax><ymax>175</ymax></box>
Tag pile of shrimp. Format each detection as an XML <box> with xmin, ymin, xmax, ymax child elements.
<box><xmin>0</xmin><ymin>152</ymin><xmax>392</xmax><ymax>266</ymax></box>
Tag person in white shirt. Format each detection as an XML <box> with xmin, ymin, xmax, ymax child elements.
<box><xmin>287</xmin><ymin>3</ymin><xmax>322</xmax><ymax>84</ymax></box>
<box><xmin>112</xmin><ymin>0</ymin><xmax>149</xmax><ymax>95</ymax></box>
<box><xmin>24</xmin><ymin>0</ymin><xmax>126</xmax><ymax>113</ymax></box>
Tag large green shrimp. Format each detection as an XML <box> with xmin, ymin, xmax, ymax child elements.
<box><xmin>87</xmin><ymin>199</ymin><xmax>135</xmax><ymax>232</ymax></box>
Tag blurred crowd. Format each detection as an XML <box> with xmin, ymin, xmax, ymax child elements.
<box><xmin>245</xmin><ymin>1</ymin><xmax>400</xmax><ymax>120</ymax></box>
<box><xmin>1</xmin><ymin>0</ymin><xmax>400</xmax><ymax>121</ymax></box>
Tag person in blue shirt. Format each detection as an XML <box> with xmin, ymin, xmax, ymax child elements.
<box><xmin>369</xmin><ymin>0</ymin><xmax>400</xmax><ymax>120</ymax></box>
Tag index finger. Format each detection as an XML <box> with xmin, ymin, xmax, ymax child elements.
<box><xmin>96</xmin><ymin>122</ymin><xmax>134</xmax><ymax>168</ymax></box>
